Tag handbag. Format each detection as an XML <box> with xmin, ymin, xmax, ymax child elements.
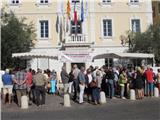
<box><xmin>90</xmin><ymin>80</ymin><xmax>97</xmax><ymax>88</ymax></box>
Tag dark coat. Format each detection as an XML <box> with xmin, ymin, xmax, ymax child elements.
<box><xmin>60</xmin><ymin>69</ymin><xmax>69</xmax><ymax>84</ymax></box>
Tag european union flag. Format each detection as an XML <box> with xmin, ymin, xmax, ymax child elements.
<box><xmin>81</xmin><ymin>0</ymin><xmax>84</xmax><ymax>22</ymax></box>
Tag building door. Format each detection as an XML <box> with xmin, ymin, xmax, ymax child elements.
<box><xmin>71</xmin><ymin>20</ymin><xmax>82</xmax><ymax>34</ymax></box>
<box><xmin>105</xmin><ymin>58</ymin><xmax>113</xmax><ymax>68</ymax></box>
<box><xmin>71</xmin><ymin>63</ymin><xmax>85</xmax><ymax>69</ymax></box>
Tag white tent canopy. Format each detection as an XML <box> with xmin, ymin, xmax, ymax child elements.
<box><xmin>93</xmin><ymin>53</ymin><xmax>154</xmax><ymax>60</ymax></box>
<box><xmin>12</xmin><ymin>52</ymin><xmax>58</xmax><ymax>59</ymax></box>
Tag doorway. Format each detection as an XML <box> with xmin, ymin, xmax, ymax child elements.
<box><xmin>71</xmin><ymin>63</ymin><xmax>85</xmax><ymax>69</ymax></box>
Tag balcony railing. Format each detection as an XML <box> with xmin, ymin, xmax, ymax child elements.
<box><xmin>65</xmin><ymin>34</ymin><xmax>87</xmax><ymax>44</ymax></box>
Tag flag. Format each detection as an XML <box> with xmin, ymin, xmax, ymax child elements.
<box><xmin>81</xmin><ymin>0</ymin><xmax>84</xmax><ymax>22</ymax></box>
<box><xmin>74</xmin><ymin>11</ymin><xmax>78</xmax><ymax>25</ymax></box>
<box><xmin>67</xmin><ymin>0</ymin><xmax>71</xmax><ymax>19</ymax></box>
<box><xmin>73</xmin><ymin>2</ymin><xmax>77</xmax><ymax>25</ymax></box>
<box><xmin>56</xmin><ymin>14</ymin><xmax>59</xmax><ymax>33</ymax></box>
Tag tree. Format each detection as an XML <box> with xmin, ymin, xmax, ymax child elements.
<box><xmin>128</xmin><ymin>25</ymin><xmax>160</xmax><ymax>65</ymax></box>
<box><xmin>1</xmin><ymin>10</ymin><xmax>36</xmax><ymax>69</ymax></box>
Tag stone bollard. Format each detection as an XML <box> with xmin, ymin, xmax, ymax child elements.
<box><xmin>100</xmin><ymin>91</ymin><xmax>106</xmax><ymax>104</ymax></box>
<box><xmin>130</xmin><ymin>89</ymin><xmax>136</xmax><ymax>100</ymax></box>
<box><xmin>21</xmin><ymin>95</ymin><xmax>28</xmax><ymax>109</ymax></box>
<box><xmin>64</xmin><ymin>94</ymin><xmax>71</xmax><ymax>107</ymax></box>
<box><xmin>154</xmin><ymin>87</ymin><xmax>159</xmax><ymax>97</ymax></box>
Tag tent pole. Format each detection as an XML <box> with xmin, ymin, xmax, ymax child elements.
<box><xmin>153</xmin><ymin>57</ymin><xmax>155</xmax><ymax>67</ymax></box>
<box><xmin>37</xmin><ymin>58</ymin><xmax>38</xmax><ymax>70</ymax></box>
<box><xmin>48</xmin><ymin>58</ymin><xmax>50</xmax><ymax>69</ymax></box>
<box><xmin>108</xmin><ymin>58</ymin><xmax>109</xmax><ymax>68</ymax></box>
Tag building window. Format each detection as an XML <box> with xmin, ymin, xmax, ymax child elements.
<box><xmin>131</xmin><ymin>19</ymin><xmax>141</xmax><ymax>33</ymax></box>
<box><xmin>72</xmin><ymin>0</ymin><xmax>80</xmax><ymax>3</ymax></box>
<box><xmin>40</xmin><ymin>20</ymin><xmax>49</xmax><ymax>38</ymax></box>
<box><xmin>130</xmin><ymin>0</ymin><xmax>139</xmax><ymax>4</ymax></box>
<box><xmin>71</xmin><ymin>21</ymin><xmax>82</xmax><ymax>34</ymax></box>
<box><xmin>102</xmin><ymin>0</ymin><xmax>111</xmax><ymax>3</ymax></box>
<box><xmin>10</xmin><ymin>0</ymin><xmax>19</xmax><ymax>5</ymax></box>
<box><xmin>40</xmin><ymin>0</ymin><xmax>48</xmax><ymax>4</ymax></box>
<box><xmin>105</xmin><ymin>58</ymin><xmax>113</xmax><ymax>67</ymax></box>
<box><xmin>103</xmin><ymin>19</ymin><xmax>112</xmax><ymax>37</ymax></box>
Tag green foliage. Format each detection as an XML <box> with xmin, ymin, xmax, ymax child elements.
<box><xmin>129</xmin><ymin>25</ymin><xmax>160</xmax><ymax>64</ymax></box>
<box><xmin>1</xmin><ymin>10</ymin><xmax>36</xmax><ymax>69</ymax></box>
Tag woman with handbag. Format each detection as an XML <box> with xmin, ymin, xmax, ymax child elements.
<box><xmin>90</xmin><ymin>71</ymin><xmax>101</xmax><ymax>105</ymax></box>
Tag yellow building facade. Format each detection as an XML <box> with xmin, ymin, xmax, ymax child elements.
<box><xmin>2</xmin><ymin>0</ymin><xmax>153</xmax><ymax>72</ymax></box>
<box><xmin>152</xmin><ymin>1</ymin><xmax>160</xmax><ymax>25</ymax></box>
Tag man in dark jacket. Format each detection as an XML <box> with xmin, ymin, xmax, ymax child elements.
<box><xmin>60</xmin><ymin>66</ymin><xmax>69</xmax><ymax>94</ymax></box>
<box><xmin>106</xmin><ymin>68</ymin><xmax>115</xmax><ymax>99</ymax></box>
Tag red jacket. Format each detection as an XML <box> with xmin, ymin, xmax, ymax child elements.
<box><xmin>26</xmin><ymin>72</ymin><xmax>33</xmax><ymax>86</ymax></box>
<box><xmin>145</xmin><ymin>69</ymin><xmax>153</xmax><ymax>83</ymax></box>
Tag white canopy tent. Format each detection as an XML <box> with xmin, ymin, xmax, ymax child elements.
<box><xmin>12</xmin><ymin>52</ymin><xmax>58</xmax><ymax>69</ymax></box>
<box><xmin>12</xmin><ymin>52</ymin><xmax>58</xmax><ymax>59</ymax></box>
<box><xmin>93</xmin><ymin>52</ymin><xmax>155</xmax><ymax>67</ymax></box>
<box><xmin>93</xmin><ymin>53</ymin><xmax>154</xmax><ymax>59</ymax></box>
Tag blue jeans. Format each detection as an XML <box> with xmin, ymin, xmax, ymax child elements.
<box><xmin>108</xmin><ymin>79</ymin><xmax>115</xmax><ymax>98</ymax></box>
<box><xmin>120</xmin><ymin>86</ymin><xmax>125</xmax><ymax>98</ymax></box>
<box><xmin>147</xmin><ymin>82</ymin><xmax>154</xmax><ymax>96</ymax></box>
<box><xmin>92</xmin><ymin>88</ymin><xmax>100</xmax><ymax>102</ymax></box>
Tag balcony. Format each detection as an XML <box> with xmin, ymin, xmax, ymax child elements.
<box><xmin>64</xmin><ymin>34</ymin><xmax>92</xmax><ymax>47</ymax></box>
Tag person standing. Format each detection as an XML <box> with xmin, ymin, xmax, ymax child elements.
<box><xmin>2</xmin><ymin>69</ymin><xmax>13</xmax><ymax>104</ymax></box>
<box><xmin>13</xmin><ymin>68</ymin><xmax>27</xmax><ymax>107</ymax></box>
<box><xmin>91</xmin><ymin>71</ymin><xmax>101</xmax><ymax>105</ymax></box>
<box><xmin>156</xmin><ymin>69</ymin><xmax>160</xmax><ymax>95</ymax></box>
<box><xmin>60</xmin><ymin>66</ymin><xmax>70</xmax><ymax>94</ymax></box>
<box><xmin>50</xmin><ymin>70</ymin><xmax>57</xmax><ymax>94</ymax></box>
<box><xmin>78</xmin><ymin>66</ymin><xmax>86</xmax><ymax>104</ymax></box>
<box><xmin>0</xmin><ymin>70</ymin><xmax>5</xmax><ymax>99</ymax></box>
<box><xmin>145</xmin><ymin>66</ymin><xmax>154</xmax><ymax>97</ymax></box>
<box><xmin>119</xmin><ymin>69</ymin><xmax>127</xmax><ymax>99</ymax></box>
<box><xmin>85</xmin><ymin>68</ymin><xmax>93</xmax><ymax>103</ymax></box>
<box><xmin>33</xmin><ymin>69</ymin><xmax>47</xmax><ymax>106</ymax></box>
<box><xmin>107</xmin><ymin>68</ymin><xmax>115</xmax><ymax>99</ymax></box>
<box><xmin>68</xmin><ymin>69</ymin><xmax>74</xmax><ymax>94</ymax></box>
<box><xmin>134</xmin><ymin>67</ymin><xmax>144</xmax><ymax>99</ymax></box>
<box><xmin>72</xmin><ymin>64</ymin><xmax>80</xmax><ymax>101</ymax></box>
<box><xmin>25</xmin><ymin>68</ymin><xmax>33</xmax><ymax>104</ymax></box>
<box><xmin>31</xmin><ymin>69</ymin><xmax>36</xmax><ymax>103</ymax></box>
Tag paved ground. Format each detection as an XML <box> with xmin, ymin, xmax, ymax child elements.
<box><xmin>1</xmin><ymin>94</ymin><xmax>160</xmax><ymax>120</ymax></box>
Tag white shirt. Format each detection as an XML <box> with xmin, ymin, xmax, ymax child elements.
<box><xmin>88</xmin><ymin>74</ymin><xmax>92</xmax><ymax>84</ymax></box>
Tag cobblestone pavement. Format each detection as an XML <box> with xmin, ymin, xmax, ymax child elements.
<box><xmin>1</xmin><ymin>94</ymin><xmax>160</xmax><ymax>120</ymax></box>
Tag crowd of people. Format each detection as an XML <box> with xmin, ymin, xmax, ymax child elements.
<box><xmin>1</xmin><ymin>68</ymin><xmax>57</xmax><ymax>107</ymax></box>
<box><xmin>1</xmin><ymin>64</ymin><xmax>160</xmax><ymax>107</ymax></box>
<box><xmin>60</xmin><ymin>64</ymin><xmax>160</xmax><ymax>105</ymax></box>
